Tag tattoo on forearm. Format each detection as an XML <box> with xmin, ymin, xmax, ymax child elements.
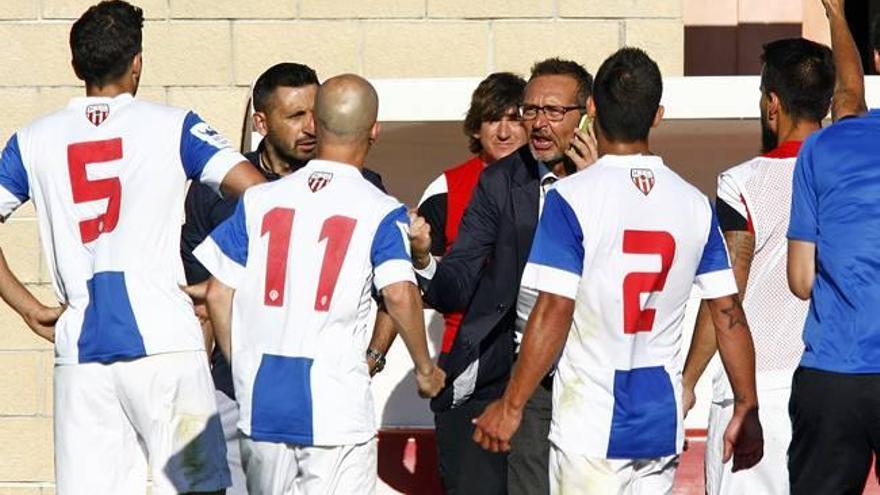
<box><xmin>724</xmin><ymin>231</ymin><xmax>756</xmax><ymax>294</ymax></box>
<box><xmin>720</xmin><ymin>297</ymin><xmax>748</xmax><ymax>331</ymax></box>
<box><xmin>724</xmin><ymin>231</ymin><xmax>755</xmax><ymax>267</ymax></box>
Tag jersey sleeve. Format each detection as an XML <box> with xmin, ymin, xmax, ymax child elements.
<box><xmin>695</xmin><ymin>200</ymin><xmax>738</xmax><ymax>299</ymax></box>
<box><xmin>716</xmin><ymin>172</ymin><xmax>751</xmax><ymax>233</ymax></box>
<box><xmin>181</xmin><ymin>181</ymin><xmax>238</xmax><ymax>284</ymax></box>
<box><xmin>179</xmin><ymin>111</ymin><xmax>247</xmax><ymax>194</ymax></box>
<box><xmin>417</xmin><ymin>173</ymin><xmax>448</xmax><ymax>256</ymax></box>
<box><xmin>193</xmin><ymin>197</ymin><xmax>250</xmax><ymax>289</ymax></box>
<box><xmin>0</xmin><ymin>134</ymin><xmax>29</xmax><ymax>219</ymax></box>
<box><xmin>520</xmin><ymin>189</ymin><xmax>584</xmax><ymax>300</ymax></box>
<box><xmin>787</xmin><ymin>134</ymin><xmax>819</xmax><ymax>243</ymax></box>
<box><xmin>371</xmin><ymin>205</ymin><xmax>416</xmax><ymax>291</ymax></box>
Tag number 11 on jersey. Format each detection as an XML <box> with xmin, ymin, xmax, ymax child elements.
<box><xmin>261</xmin><ymin>207</ymin><xmax>357</xmax><ymax>311</ymax></box>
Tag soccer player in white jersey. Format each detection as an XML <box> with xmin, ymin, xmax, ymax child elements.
<box><xmin>194</xmin><ymin>74</ymin><xmax>446</xmax><ymax>494</ymax></box>
<box><xmin>472</xmin><ymin>48</ymin><xmax>764</xmax><ymax>494</ymax></box>
<box><xmin>0</xmin><ymin>2</ymin><xmax>265</xmax><ymax>494</ymax></box>
<box><xmin>681</xmin><ymin>1</ymin><xmax>866</xmax><ymax>491</ymax></box>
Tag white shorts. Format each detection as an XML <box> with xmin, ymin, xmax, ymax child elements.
<box><xmin>54</xmin><ymin>351</ymin><xmax>230</xmax><ymax>495</ymax></box>
<box><xmin>705</xmin><ymin>387</ymin><xmax>791</xmax><ymax>495</ymax></box>
<box><xmin>216</xmin><ymin>390</ymin><xmax>247</xmax><ymax>495</ymax></box>
<box><xmin>240</xmin><ymin>435</ymin><xmax>377</xmax><ymax>495</ymax></box>
<box><xmin>549</xmin><ymin>443</ymin><xmax>679</xmax><ymax>495</ymax></box>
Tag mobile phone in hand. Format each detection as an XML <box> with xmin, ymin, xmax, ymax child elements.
<box><xmin>578</xmin><ymin>113</ymin><xmax>593</xmax><ymax>133</ymax></box>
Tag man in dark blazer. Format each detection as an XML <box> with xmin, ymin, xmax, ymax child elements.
<box><xmin>411</xmin><ymin>58</ymin><xmax>596</xmax><ymax>495</ymax></box>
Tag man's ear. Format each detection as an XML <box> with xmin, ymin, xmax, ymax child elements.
<box><xmin>587</xmin><ymin>95</ymin><xmax>596</xmax><ymax>116</ymax></box>
<box><xmin>131</xmin><ymin>53</ymin><xmax>142</xmax><ymax>80</ymax></box>
<box><xmin>874</xmin><ymin>49</ymin><xmax>880</xmax><ymax>75</ymax></box>
<box><xmin>252</xmin><ymin>111</ymin><xmax>269</xmax><ymax>137</ymax></box>
<box><xmin>369</xmin><ymin>122</ymin><xmax>381</xmax><ymax>144</ymax></box>
<box><xmin>768</xmin><ymin>92</ymin><xmax>781</xmax><ymax>116</ymax></box>
<box><xmin>652</xmin><ymin>104</ymin><xmax>664</xmax><ymax>128</ymax></box>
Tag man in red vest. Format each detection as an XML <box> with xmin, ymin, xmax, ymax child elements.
<box><xmin>416</xmin><ymin>72</ymin><xmax>527</xmax><ymax>493</ymax></box>
<box><xmin>418</xmin><ymin>71</ymin><xmax>527</xmax><ymax>351</ymax></box>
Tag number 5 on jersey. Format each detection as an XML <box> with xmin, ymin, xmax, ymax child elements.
<box><xmin>261</xmin><ymin>207</ymin><xmax>357</xmax><ymax>311</ymax></box>
<box><xmin>68</xmin><ymin>138</ymin><xmax>123</xmax><ymax>243</ymax></box>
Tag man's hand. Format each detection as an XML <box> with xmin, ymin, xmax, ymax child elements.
<box><xmin>181</xmin><ymin>280</ymin><xmax>208</xmax><ymax>301</ymax></box>
<box><xmin>181</xmin><ymin>281</ymin><xmax>210</xmax><ymax>325</ymax></box>
<box><xmin>24</xmin><ymin>304</ymin><xmax>63</xmax><ymax>343</ymax></box>
<box><xmin>683</xmin><ymin>384</ymin><xmax>697</xmax><ymax>418</ymax></box>
<box><xmin>193</xmin><ymin>301</ymin><xmax>209</xmax><ymax>326</ymax></box>
<box><xmin>472</xmin><ymin>399</ymin><xmax>523</xmax><ymax>453</ymax></box>
<box><xmin>414</xmin><ymin>364</ymin><xmax>446</xmax><ymax>398</ymax></box>
<box><xmin>564</xmin><ymin>126</ymin><xmax>599</xmax><ymax>172</ymax></box>
<box><xmin>723</xmin><ymin>406</ymin><xmax>764</xmax><ymax>472</ymax></box>
<box><xmin>408</xmin><ymin>212</ymin><xmax>432</xmax><ymax>270</ymax></box>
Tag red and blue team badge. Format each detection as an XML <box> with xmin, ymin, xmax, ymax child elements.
<box><xmin>85</xmin><ymin>104</ymin><xmax>110</xmax><ymax>126</ymax></box>
<box><xmin>630</xmin><ymin>168</ymin><xmax>655</xmax><ymax>196</ymax></box>
<box><xmin>308</xmin><ymin>172</ymin><xmax>333</xmax><ymax>192</ymax></box>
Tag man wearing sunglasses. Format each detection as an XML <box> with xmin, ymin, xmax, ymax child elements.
<box><xmin>411</xmin><ymin>58</ymin><xmax>597</xmax><ymax>495</ymax></box>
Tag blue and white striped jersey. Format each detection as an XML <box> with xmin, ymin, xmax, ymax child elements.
<box><xmin>522</xmin><ymin>154</ymin><xmax>736</xmax><ymax>459</ymax></box>
<box><xmin>195</xmin><ymin>159</ymin><xmax>415</xmax><ymax>446</ymax></box>
<box><xmin>0</xmin><ymin>93</ymin><xmax>243</xmax><ymax>364</ymax></box>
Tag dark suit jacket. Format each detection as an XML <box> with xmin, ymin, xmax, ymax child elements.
<box><xmin>423</xmin><ymin>145</ymin><xmax>542</xmax><ymax>412</ymax></box>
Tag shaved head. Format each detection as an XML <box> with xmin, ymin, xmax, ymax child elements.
<box><xmin>314</xmin><ymin>74</ymin><xmax>379</xmax><ymax>144</ymax></box>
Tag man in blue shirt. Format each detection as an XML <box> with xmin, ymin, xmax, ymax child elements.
<box><xmin>786</xmin><ymin>1</ymin><xmax>876</xmax><ymax>492</ymax></box>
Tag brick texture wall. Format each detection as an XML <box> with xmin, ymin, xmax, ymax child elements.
<box><xmin>0</xmin><ymin>0</ymin><xmax>682</xmax><ymax>490</ymax></box>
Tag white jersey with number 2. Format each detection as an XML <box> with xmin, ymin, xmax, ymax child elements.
<box><xmin>195</xmin><ymin>159</ymin><xmax>415</xmax><ymax>447</ymax></box>
<box><xmin>521</xmin><ymin>154</ymin><xmax>737</xmax><ymax>460</ymax></box>
<box><xmin>0</xmin><ymin>93</ymin><xmax>244</xmax><ymax>365</ymax></box>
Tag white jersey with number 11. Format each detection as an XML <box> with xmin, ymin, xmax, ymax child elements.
<box><xmin>195</xmin><ymin>159</ymin><xmax>415</xmax><ymax>447</ymax></box>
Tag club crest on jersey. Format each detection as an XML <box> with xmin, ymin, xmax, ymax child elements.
<box><xmin>85</xmin><ymin>104</ymin><xmax>109</xmax><ymax>126</ymax></box>
<box><xmin>308</xmin><ymin>172</ymin><xmax>333</xmax><ymax>192</ymax></box>
<box><xmin>631</xmin><ymin>168</ymin><xmax>655</xmax><ymax>196</ymax></box>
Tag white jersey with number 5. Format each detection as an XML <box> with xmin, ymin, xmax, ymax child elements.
<box><xmin>194</xmin><ymin>159</ymin><xmax>415</xmax><ymax>447</ymax></box>
<box><xmin>521</xmin><ymin>154</ymin><xmax>736</xmax><ymax>459</ymax></box>
<box><xmin>0</xmin><ymin>93</ymin><xmax>244</xmax><ymax>365</ymax></box>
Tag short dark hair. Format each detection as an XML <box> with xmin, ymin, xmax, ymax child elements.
<box><xmin>760</xmin><ymin>39</ymin><xmax>834</xmax><ymax>123</ymax></box>
<box><xmin>463</xmin><ymin>72</ymin><xmax>527</xmax><ymax>154</ymax></box>
<box><xmin>529</xmin><ymin>58</ymin><xmax>593</xmax><ymax>106</ymax></box>
<box><xmin>252</xmin><ymin>63</ymin><xmax>320</xmax><ymax>113</ymax></box>
<box><xmin>70</xmin><ymin>1</ymin><xmax>144</xmax><ymax>87</ymax></box>
<box><xmin>593</xmin><ymin>48</ymin><xmax>662</xmax><ymax>143</ymax></box>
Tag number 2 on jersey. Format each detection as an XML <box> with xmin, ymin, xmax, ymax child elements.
<box><xmin>68</xmin><ymin>138</ymin><xmax>123</xmax><ymax>243</ymax></box>
<box><xmin>622</xmin><ymin>230</ymin><xmax>676</xmax><ymax>333</ymax></box>
<box><xmin>261</xmin><ymin>207</ymin><xmax>357</xmax><ymax>310</ymax></box>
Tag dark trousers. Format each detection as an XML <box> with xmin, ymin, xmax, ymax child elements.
<box><xmin>789</xmin><ymin>367</ymin><xmax>880</xmax><ymax>494</ymax></box>
<box><xmin>435</xmin><ymin>398</ymin><xmax>507</xmax><ymax>495</ymax></box>
<box><xmin>508</xmin><ymin>379</ymin><xmax>552</xmax><ymax>495</ymax></box>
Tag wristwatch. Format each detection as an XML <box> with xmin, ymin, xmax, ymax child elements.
<box><xmin>366</xmin><ymin>348</ymin><xmax>386</xmax><ymax>375</ymax></box>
